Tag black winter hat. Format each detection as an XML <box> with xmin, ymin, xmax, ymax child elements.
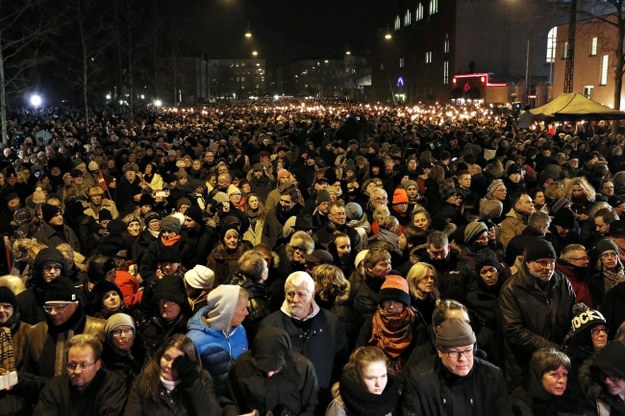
<box><xmin>0</xmin><ymin>287</ymin><xmax>17</xmax><ymax>307</ymax></box>
<box><xmin>507</xmin><ymin>163</ymin><xmax>523</xmax><ymax>176</ymax></box>
<box><xmin>152</xmin><ymin>276</ymin><xmax>189</xmax><ymax>308</ymax></box>
<box><xmin>185</xmin><ymin>205</ymin><xmax>203</xmax><ymax>224</ymax></box>
<box><xmin>590</xmin><ymin>340</ymin><xmax>625</xmax><ymax>379</ymax></box>
<box><xmin>41</xmin><ymin>203</ymin><xmax>61</xmax><ymax>223</ymax></box>
<box><xmin>552</xmin><ymin>208</ymin><xmax>575</xmax><ymax>229</ymax></box>
<box><xmin>159</xmin><ymin>245</ymin><xmax>182</xmax><ymax>263</ymax></box>
<box><xmin>523</xmin><ymin>239</ymin><xmax>556</xmax><ymax>263</ymax></box>
<box><xmin>475</xmin><ymin>248</ymin><xmax>500</xmax><ymax>274</ymax></box>
<box><xmin>44</xmin><ymin>276</ymin><xmax>79</xmax><ymax>303</ymax></box>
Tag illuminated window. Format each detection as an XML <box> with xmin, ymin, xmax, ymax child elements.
<box><xmin>443</xmin><ymin>61</ymin><xmax>449</xmax><ymax>84</ymax></box>
<box><xmin>400</xmin><ymin>57</ymin><xmax>405</xmax><ymax>68</ymax></box>
<box><xmin>444</xmin><ymin>34</ymin><xmax>450</xmax><ymax>53</ymax></box>
<box><xmin>425</xmin><ymin>51</ymin><xmax>432</xmax><ymax>63</ymax></box>
<box><xmin>562</xmin><ymin>41</ymin><xmax>568</xmax><ymax>59</ymax></box>
<box><xmin>590</xmin><ymin>37</ymin><xmax>598</xmax><ymax>56</ymax></box>
<box><xmin>429</xmin><ymin>0</ymin><xmax>439</xmax><ymax>14</ymax></box>
<box><xmin>395</xmin><ymin>16</ymin><xmax>401</xmax><ymax>30</ymax></box>
<box><xmin>405</xmin><ymin>9</ymin><xmax>412</xmax><ymax>26</ymax></box>
<box><xmin>600</xmin><ymin>54</ymin><xmax>609</xmax><ymax>85</ymax></box>
<box><xmin>546</xmin><ymin>27</ymin><xmax>557</xmax><ymax>63</ymax></box>
<box><xmin>416</xmin><ymin>3</ymin><xmax>424</xmax><ymax>21</ymax></box>
<box><xmin>583</xmin><ymin>85</ymin><xmax>593</xmax><ymax>99</ymax></box>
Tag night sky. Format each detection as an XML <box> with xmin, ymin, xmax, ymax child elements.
<box><xmin>164</xmin><ymin>0</ymin><xmax>398</xmax><ymax>64</ymax></box>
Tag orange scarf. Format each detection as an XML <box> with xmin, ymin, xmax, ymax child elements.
<box><xmin>161</xmin><ymin>234</ymin><xmax>181</xmax><ymax>246</ymax></box>
<box><xmin>369</xmin><ymin>307</ymin><xmax>415</xmax><ymax>372</ymax></box>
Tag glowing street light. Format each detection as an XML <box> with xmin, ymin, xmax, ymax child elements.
<box><xmin>252</xmin><ymin>50</ymin><xmax>258</xmax><ymax>57</ymax></box>
<box><xmin>29</xmin><ymin>94</ymin><xmax>42</xmax><ymax>107</ymax></box>
<box><xmin>153</xmin><ymin>99</ymin><xmax>162</xmax><ymax>107</ymax></box>
<box><xmin>245</xmin><ymin>22</ymin><xmax>252</xmax><ymax>38</ymax></box>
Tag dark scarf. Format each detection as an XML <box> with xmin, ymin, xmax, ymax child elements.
<box><xmin>339</xmin><ymin>372</ymin><xmax>399</xmax><ymax>416</ymax></box>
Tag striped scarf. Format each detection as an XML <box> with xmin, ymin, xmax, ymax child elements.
<box><xmin>0</xmin><ymin>327</ymin><xmax>15</xmax><ymax>371</ymax></box>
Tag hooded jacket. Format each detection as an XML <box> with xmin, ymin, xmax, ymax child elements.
<box><xmin>186</xmin><ymin>285</ymin><xmax>249</xmax><ymax>394</ymax></box>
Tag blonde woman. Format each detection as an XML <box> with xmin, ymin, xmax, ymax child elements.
<box><xmin>406</xmin><ymin>262</ymin><xmax>439</xmax><ymax>324</ymax></box>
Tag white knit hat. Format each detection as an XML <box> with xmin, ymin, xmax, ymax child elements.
<box><xmin>184</xmin><ymin>265</ymin><xmax>215</xmax><ymax>290</ymax></box>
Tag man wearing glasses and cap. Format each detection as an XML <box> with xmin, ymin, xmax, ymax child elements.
<box><xmin>23</xmin><ymin>277</ymin><xmax>105</xmax><ymax>383</ymax></box>
<box><xmin>402</xmin><ymin>317</ymin><xmax>512</xmax><ymax>415</ymax></box>
<box><xmin>34</xmin><ymin>334</ymin><xmax>126</xmax><ymax>415</ymax></box>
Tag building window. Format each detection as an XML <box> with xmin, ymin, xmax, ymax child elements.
<box><xmin>443</xmin><ymin>61</ymin><xmax>449</xmax><ymax>84</ymax></box>
<box><xmin>416</xmin><ymin>3</ymin><xmax>424</xmax><ymax>21</ymax></box>
<box><xmin>546</xmin><ymin>27</ymin><xmax>557</xmax><ymax>63</ymax></box>
<box><xmin>444</xmin><ymin>34</ymin><xmax>450</xmax><ymax>53</ymax></box>
<box><xmin>400</xmin><ymin>57</ymin><xmax>405</xmax><ymax>68</ymax></box>
<box><xmin>590</xmin><ymin>37</ymin><xmax>598</xmax><ymax>56</ymax></box>
<box><xmin>394</xmin><ymin>16</ymin><xmax>401</xmax><ymax>30</ymax></box>
<box><xmin>404</xmin><ymin>9</ymin><xmax>412</xmax><ymax>26</ymax></box>
<box><xmin>425</xmin><ymin>51</ymin><xmax>432</xmax><ymax>63</ymax></box>
<box><xmin>429</xmin><ymin>0</ymin><xmax>439</xmax><ymax>15</ymax></box>
<box><xmin>600</xmin><ymin>54</ymin><xmax>609</xmax><ymax>85</ymax></box>
<box><xmin>583</xmin><ymin>85</ymin><xmax>594</xmax><ymax>99</ymax></box>
<box><xmin>380</xmin><ymin>62</ymin><xmax>384</xmax><ymax>70</ymax></box>
<box><xmin>562</xmin><ymin>41</ymin><xmax>568</xmax><ymax>59</ymax></box>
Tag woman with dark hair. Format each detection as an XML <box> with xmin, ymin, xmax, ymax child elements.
<box><xmin>328</xmin><ymin>231</ymin><xmax>356</xmax><ymax>278</ymax></box>
<box><xmin>512</xmin><ymin>347</ymin><xmax>586</xmax><ymax>416</ymax></box>
<box><xmin>326</xmin><ymin>346</ymin><xmax>400</xmax><ymax>416</ymax></box>
<box><xmin>124</xmin><ymin>334</ymin><xmax>223</xmax><ymax>416</ymax></box>
<box><xmin>207</xmin><ymin>223</ymin><xmax>253</xmax><ymax>286</ymax></box>
<box><xmin>242</xmin><ymin>193</ymin><xmax>266</xmax><ymax>247</ymax></box>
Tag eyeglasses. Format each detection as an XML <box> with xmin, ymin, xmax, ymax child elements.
<box><xmin>568</xmin><ymin>256</ymin><xmax>589</xmax><ymax>262</ymax></box>
<box><xmin>111</xmin><ymin>328</ymin><xmax>134</xmax><ymax>337</ymax></box>
<box><xmin>532</xmin><ymin>259</ymin><xmax>556</xmax><ymax>268</ymax></box>
<box><xmin>331</xmin><ymin>212</ymin><xmax>346</xmax><ymax>217</ymax></box>
<box><xmin>43</xmin><ymin>302</ymin><xmax>77</xmax><ymax>313</ymax></box>
<box><xmin>230</xmin><ymin>193</ymin><xmax>242</xmax><ymax>197</ymax></box>
<box><xmin>601</xmin><ymin>251</ymin><xmax>618</xmax><ymax>259</ymax></box>
<box><xmin>67</xmin><ymin>361</ymin><xmax>96</xmax><ymax>372</ymax></box>
<box><xmin>600</xmin><ymin>372</ymin><xmax>622</xmax><ymax>383</ymax></box>
<box><xmin>373</xmin><ymin>197</ymin><xmax>387</xmax><ymax>203</ymax></box>
<box><xmin>591</xmin><ymin>326</ymin><xmax>608</xmax><ymax>336</ymax></box>
<box><xmin>445</xmin><ymin>347</ymin><xmax>475</xmax><ymax>360</ymax></box>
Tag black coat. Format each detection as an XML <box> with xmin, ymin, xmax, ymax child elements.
<box><xmin>498</xmin><ymin>264</ymin><xmax>576</xmax><ymax>389</ymax></box>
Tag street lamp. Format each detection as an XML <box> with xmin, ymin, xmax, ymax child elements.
<box><xmin>245</xmin><ymin>22</ymin><xmax>252</xmax><ymax>38</ymax></box>
<box><xmin>252</xmin><ymin>50</ymin><xmax>258</xmax><ymax>57</ymax></box>
<box><xmin>29</xmin><ymin>94</ymin><xmax>42</xmax><ymax>108</ymax></box>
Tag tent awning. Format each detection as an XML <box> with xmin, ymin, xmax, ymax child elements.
<box><xmin>529</xmin><ymin>92</ymin><xmax>625</xmax><ymax>121</ymax></box>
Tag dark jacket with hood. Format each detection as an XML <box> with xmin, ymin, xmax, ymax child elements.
<box><xmin>223</xmin><ymin>327</ymin><xmax>319</xmax><ymax>416</ymax></box>
<box><xmin>16</xmin><ymin>248</ymin><xmax>67</xmax><ymax>325</ymax></box>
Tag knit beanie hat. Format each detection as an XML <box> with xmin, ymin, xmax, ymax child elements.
<box><xmin>596</xmin><ymin>238</ymin><xmax>619</xmax><ymax>257</ymax></box>
<box><xmin>184</xmin><ymin>265</ymin><xmax>215</xmax><ymax>290</ymax></box>
<box><xmin>159</xmin><ymin>245</ymin><xmax>182</xmax><ymax>263</ymax></box>
<box><xmin>145</xmin><ymin>212</ymin><xmax>161</xmax><ymax>225</ymax></box>
<box><xmin>354</xmin><ymin>249</ymin><xmax>369</xmax><ymax>268</ymax></box>
<box><xmin>436</xmin><ymin>317</ymin><xmax>477</xmax><ymax>349</ymax></box>
<box><xmin>475</xmin><ymin>248</ymin><xmax>500</xmax><ymax>274</ymax></box>
<box><xmin>277</xmin><ymin>169</ymin><xmax>290</xmax><ymax>181</ymax></box>
<box><xmin>552</xmin><ymin>208</ymin><xmax>575</xmax><ymax>229</ymax></box>
<box><xmin>139</xmin><ymin>194</ymin><xmax>154</xmax><ymax>206</ymax></box>
<box><xmin>523</xmin><ymin>239</ymin><xmax>556</xmax><ymax>263</ymax></box>
<box><xmin>479</xmin><ymin>199</ymin><xmax>503</xmax><ymax>220</ymax></box>
<box><xmin>590</xmin><ymin>340</ymin><xmax>625</xmax><ymax>379</ymax></box>
<box><xmin>160</xmin><ymin>216</ymin><xmax>182</xmax><ymax>233</ymax></box>
<box><xmin>227</xmin><ymin>185</ymin><xmax>241</xmax><ymax>197</ymax></box>
<box><xmin>486</xmin><ymin>179</ymin><xmax>506</xmax><ymax>197</ymax></box>
<box><xmin>379</xmin><ymin>275</ymin><xmax>411</xmax><ymax>306</ymax></box>
<box><xmin>345</xmin><ymin>202</ymin><xmax>363</xmax><ymax>221</ymax></box>
<box><xmin>185</xmin><ymin>205</ymin><xmax>203</xmax><ymax>224</ymax></box>
<box><xmin>392</xmin><ymin>188</ymin><xmax>409</xmax><ymax>204</ymax></box>
<box><xmin>176</xmin><ymin>197</ymin><xmax>192</xmax><ymax>210</ymax></box>
<box><xmin>44</xmin><ymin>276</ymin><xmax>79</xmax><ymax>303</ymax></box>
<box><xmin>316</xmin><ymin>189</ymin><xmax>332</xmax><ymax>205</ymax></box>
<box><xmin>105</xmin><ymin>313</ymin><xmax>135</xmax><ymax>334</ymax></box>
<box><xmin>464</xmin><ymin>222</ymin><xmax>488</xmax><ymax>245</ymax></box>
<box><xmin>507</xmin><ymin>163</ymin><xmax>523</xmax><ymax>176</ymax></box>
<box><xmin>99</xmin><ymin>209</ymin><xmax>113</xmax><ymax>222</ymax></box>
<box><xmin>41</xmin><ymin>203</ymin><xmax>61</xmax><ymax>223</ymax></box>
<box><xmin>107</xmin><ymin>219</ymin><xmax>126</xmax><ymax>233</ymax></box>
<box><xmin>570</xmin><ymin>303</ymin><xmax>607</xmax><ymax>340</ymax></box>
<box><xmin>152</xmin><ymin>276</ymin><xmax>188</xmax><ymax>307</ymax></box>
<box><xmin>0</xmin><ymin>287</ymin><xmax>17</xmax><ymax>308</ymax></box>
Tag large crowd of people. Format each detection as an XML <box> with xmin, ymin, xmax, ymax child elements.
<box><xmin>0</xmin><ymin>101</ymin><xmax>624</xmax><ymax>415</ymax></box>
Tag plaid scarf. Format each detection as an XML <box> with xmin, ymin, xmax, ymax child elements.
<box><xmin>0</xmin><ymin>327</ymin><xmax>15</xmax><ymax>371</ymax></box>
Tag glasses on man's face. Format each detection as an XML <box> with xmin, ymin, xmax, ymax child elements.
<box><xmin>111</xmin><ymin>328</ymin><xmax>134</xmax><ymax>337</ymax></box>
<box><xmin>67</xmin><ymin>361</ymin><xmax>96</xmax><ymax>372</ymax></box>
<box><xmin>532</xmin><ymin>259</ymin><xmax>556</xmax><ymax>268</ymax></box>
<box><xmin>600</xmin><ymin>371</ymin><xmax>622</xmax><ymax>383</ymax></box>
<box><xmin>591</xmin><ymin>326</ymin><xmax>607</xmax><ymax>336</ymax></box>
<box><xmin>445</xmin><ymin>347</ymin><xmax>475</xmax><ymax>360</ymax></box>
<box><xmin>43</xmin><ymin>302</ymin><xmax>77</xmax><ymax>313</ymax></box>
